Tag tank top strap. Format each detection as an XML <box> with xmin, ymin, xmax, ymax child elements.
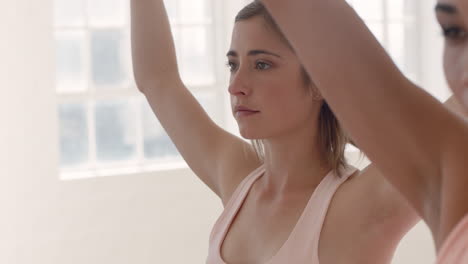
<box><xmin>207</xmin><ymin>165</ymin><xmax>357</xmax><ymax>264</ymax></box>
<box><xmin>269</xmin><ymin>165</ymin><xmax>358</xmax><ymax>263</ymax></box>
<box><xmin>207</xmin><ymin>165</ymin><xmax>266</xmax><ymax>263</ymax></box>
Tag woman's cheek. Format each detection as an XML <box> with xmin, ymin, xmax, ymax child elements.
<box><xmin>444</xmin><ymin>47</ymin><xmax>465</xmax><ymax>102</ymax></box>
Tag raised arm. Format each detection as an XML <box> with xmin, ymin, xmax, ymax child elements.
<box><xmin>261</xmin><ymin>0</ymin><xmax>468</xmax><ymax>246</ymax></box>
<box><xmin>131</xmin><ymin>0</ymin><xmax>259</xmax><ymax>203</ymax></box>
<box><xmin>131</xmin><ymin>0</ymin><xmax>179</xmax><ymax>90</ymax></box>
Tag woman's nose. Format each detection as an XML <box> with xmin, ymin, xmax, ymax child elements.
<box><xmin>228</xmin><ymin>69</ymin><xmax>251</xmax><ymax>96</ymax></box>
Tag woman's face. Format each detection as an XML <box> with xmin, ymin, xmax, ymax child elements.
<box><xmin>227</xmin><ymin>16</ymin><xmax>321</xmax><ymax>140</ymax></box>
<box><xmin>437</xmin><ymin>0</ymin><xmax>468</xmax><ymax>109</ymax></box>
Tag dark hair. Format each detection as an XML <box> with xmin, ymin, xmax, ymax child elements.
<box><xmin>236</xmin><ymin>1</ymin><xmax>352</xmax><ymax>175</ymax></box>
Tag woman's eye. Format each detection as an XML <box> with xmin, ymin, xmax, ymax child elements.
<box><xmin>255</xmin><ymin>61</ymin><xmax>271</xmax><ymax>70</ymax></box>
<box><xmin>226</xmin><ymin>61</ymin><xmax>237</xmax><ymax>72</ymax></box>
<box><xmin>442</xmin><ymin>26</ymin><xmax>468</xmax><ymax>41</ymax></box>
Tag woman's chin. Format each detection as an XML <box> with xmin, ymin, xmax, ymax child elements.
<box><xmin>240</xmin><ymin>132</ymin><xmax>255</xmax><ymax>140</ymax></box>
<box><xmin>239</xmin><ymin>129</ymin><xmax>262</xmax><ymax>140</ymax></box>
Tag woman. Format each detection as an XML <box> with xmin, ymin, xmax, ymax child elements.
<box><xmin>259</xmin><ymin>0</ymin><xmax>468</xmax><ymax>262</ymax></box>
<box><xmin>130</xmin><ymin>1</ymin><xmax>421</xmax><ymax>263</ymax></box>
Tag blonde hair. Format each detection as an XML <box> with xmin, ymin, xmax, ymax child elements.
<box><xmin>236</xmin><ymin>1</ymin><xmax>353</xmax><ymax>175</ymax></box>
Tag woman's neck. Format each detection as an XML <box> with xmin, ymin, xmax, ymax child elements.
<box><xmin>260</xmin><ymin>127</ymin><xmax>331</xmax><ymax>194</ymax></box>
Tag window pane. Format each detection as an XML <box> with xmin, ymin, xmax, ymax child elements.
<box><xmin>91</xmin><ymin>30</ymin><xmax>127</xmax><ymax>88</ymax></box>
<box><xmin>164</xmin><ymin>0</ymin><xmax>178</xmax><ymax>23</ymax></box>
<box><xmin>55</xmin><ymin>31</ymin><xmax>87</xmax><ymax>93</ymax></box>
<box><xmin>352</xmin><ymin>0</ymin><xmax>383</xmax><ymax>21</ymax></box>
<box><xmin>54</xmin><ymin>0</ymin><xmax>85</xmax><ymax>27</ymax></box>
<box><xmin>388</xmin><ymin>0</ymin><xmax>416</xmax><ymax>20</ymax></box>
<box><xmin>180</xmin><ymin>26</ymin><xmax>215</xmax><ymax>86</ymax></box>
<box><xmin>58</xmin><ymin>103</ymin><xmax>89</xmax><ymax>167</ymax></box>
<box><xmin>402</xmin><ymin>22</ymin><xmax>419</xmax><ymax>77</ymax></box>
<box><xmin>179</xmin><ymin>0</ymin><xmax>210</xmax><ymax>24</ymax></box>
<box><xmin>388</xmin><ymin>22</ymin><xmax>405</xmax><ymax>71</ymax></box>
<box><xmin>87</xmin><ymin>0</ymin><xmax>127</xmax><ymax>27</ymax></box>
<box><xmin>388</xmin><ymin>0</ymin><xmax>405</xmax><ymax>20</ymax></box>
<box><xmin>95</xmin><ymin>99</ymin><xmax>137</xmax><ymax>162</ymax></box>
<box><xmin>142</xmin><ymin>101</ymin><xmax>180</xmax><ymax>160</ymax></box>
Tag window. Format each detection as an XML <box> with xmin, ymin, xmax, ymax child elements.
<box><xmin>54</xmin><ymin>0</ymin><xmax>223</xmax><ymax>179</ymax></box>
<box><xmin>348</xmin><ymin>0</ymin><xmax>420</xmax><ymax>81</ymax></box>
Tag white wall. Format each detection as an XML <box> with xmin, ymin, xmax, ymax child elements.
<box><xmin>0</xmin><ymin>0</ymin><xmax>446</xmax><ymax>263</ymax></box>
<box><xmin>0</xmin><ymin>0</ymin><xmax>61</xmax><ymax>262</ymax></box>
<box><xmin>1</xmin><ymin>0</ymin><xmax>222</xmax><ymax>263</ymax></box>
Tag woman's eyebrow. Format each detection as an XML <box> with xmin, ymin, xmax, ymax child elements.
<box><xmin>435</xmin><ymin>3</ymin><xmax>458</xmax><ymax>14</ymax></box>
<box><xmin>247</xmin><ymin>50</ymin><xmax>281</xmax><ymax>58</ymax></box>
<box><xmin>226</xmin><ymin>49</ymin><xmax>282</xmax><ymax>58</ymax></box>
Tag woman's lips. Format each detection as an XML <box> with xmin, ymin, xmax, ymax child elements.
<box><xmin>236</xmin><ymin>110</ymin><xmax>260</xmax><ymax>117</ymax></box>
<box><xmin>234</xmin><ymin>106</ymin><xmax>260</xmax><ymax>117</ymax></box>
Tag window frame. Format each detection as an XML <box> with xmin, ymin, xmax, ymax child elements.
<box><xmin>56</xmin><ymin>0</ymin><xmax>229</xmax><ymax>179</ymax></box>
<box><xmin>348</xmin><ymin>0</ymin><xmax>421</xmax><ymax>82</ymax></box>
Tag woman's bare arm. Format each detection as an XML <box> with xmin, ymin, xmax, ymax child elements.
<box><xmin>357</xmin><ymin>95</ymin><xmax>468</xmax><ymax>238</ymax></box>
<box><xmin>131</xmin><ymin>0</ymin><xmax>259</xmax><ymax>203</ymax></box>
<box><xmin>131</xmin><ymin>0</ymin><xmax>179</xmax><ymax>90</ymax></box>
<box><xmin>261</xmin><ymin>0</ymin><xmax>468</xmax><ymax>246</ymax></box>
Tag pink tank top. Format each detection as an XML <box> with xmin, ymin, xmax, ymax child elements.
<box><xmin>206</xmin><ymin>164</ymin><xmax>358</xmax><ymax>264</ymax></box>
<box><xmin>436</xmin><ymin>213</ymin><xmax>468</xmax><ymax>263</ymax></box>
